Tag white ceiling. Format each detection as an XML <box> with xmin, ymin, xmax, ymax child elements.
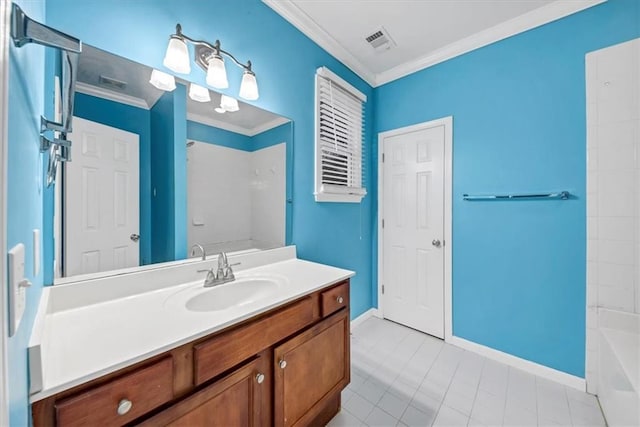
<box><xmin>264</xmin><ymin>0</ymin><xmax>605</xmax><ymax>86</ymax></box>
<box><xmin>76</xmin><ymin>45</ymin><xmax>289</xmax><ymax>136</ymax></box>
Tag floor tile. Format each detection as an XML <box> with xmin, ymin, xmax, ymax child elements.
<box><xmin>344</xmin><ymin>393</ymin><xmax>376</xmax><ymax>422</ymax></box>
<box><xmin>331</xmin><ymin>318</ymin><xmax>607</xmax><ymax>427</ymax></box>
<box><xmin>328</xmin><ymin>409</ymin><xmax>363</xmax><ymax>427</ymax></box>
<box><xmin>410</xmin><ymin>389</ymin><xmax>441</xmax><ymax>416</ymax></box>
<box><xmin>364</xmin><ymin>407</ymin><xmax>398</xmax><ymax>427</ymax></box>
<box><xmin>343</xmin><ymin>387</ymin><xmax>355</xmax><ymax>404</ymax></box>
<box><xmin>388</xmin><ymin>376</ymin><xmax>419</xmax><ymax>401</ymax></box>
<box><xmin>400</xmin><ymin>404</ymin><xmax>437</xmax><ymax>427</ymax></box>
<box><xmin>359</xmin><ymin>377</ymin><xmax>389</xmax><ymax>405</ymax></box>
<box><xmin>378</xmin><ymin>392</ymin><xmax>410</xmax><ymax>419</ymax></box>
<box><xmin>433</xmin><ymin>405</ymin><xmax>469</xmax><ymax>427</ymax></box>
<box><xmin>442</xmin><ymin>389</ymin><xmax>475</xmax><ymax>416</ymax></box>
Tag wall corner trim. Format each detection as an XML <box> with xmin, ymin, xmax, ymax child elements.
<box><xmin>447</xmin><ymin>335</ymin><xmax>587</xmax><ymax>392</ymax></box>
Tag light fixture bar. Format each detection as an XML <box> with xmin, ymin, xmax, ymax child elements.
<box><xmin>164</xmin><ymin>23</ymin><xmax>259</xmax><ymax>100</ymax></box>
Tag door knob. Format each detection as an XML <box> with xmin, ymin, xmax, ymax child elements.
<box><xmin>279</xmin><ymin>359</ymin><xmax>287</xmax><ymax>369</ymax></box>
<box><xmin>256</xmin><ymin>373</ymin><xmax>265</xmax><ymax>384</ymax></box>
<box><xmin>432</xmin><ymin>239</ymin><xmax>441</xmax><ymax>248</ymax></box>
<box><xmin>130</xmin><ymin>234</ymin><xmax>140</xmax><ymax>242</ymax></box>
<box><xmin>336</xmin><ymin>296</ymin><xmax>344</xmax><ymax>304</ymax></box>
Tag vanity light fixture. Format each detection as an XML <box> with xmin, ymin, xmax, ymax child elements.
<box><xmin>162</xmin><ymin>24</ymin><xmax>259</xmax><ymax>101</ymax></box>
<box><xmin>220</xmin><ymin>95</ymin><xmax>239</xmax><ymax>112</ymax></box>
<box><xmin>188</xmin><ymin>83</ymin><xmax>211</xmax><ymax>102</ymax></box>
<box><xmin>214</xmin><ymin>95</ymin><xmax>240</xmax><ymax>114</ymax></box>
<box><xmin>149</xmin><ymin>69</ymin><xmax>177</xmax><ymax>91</ymax></box>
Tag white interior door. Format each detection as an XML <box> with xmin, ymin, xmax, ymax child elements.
<box><xmin>64</xmin><ymin>117</ymin><xmax>140</xmax><ymax>276</ymax></box>
<box><xmin>382</xmin><ymin>124</ymin><xmax>445</xmax><ymax>338</ymax></box>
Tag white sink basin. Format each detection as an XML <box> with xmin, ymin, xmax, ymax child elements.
<box><xmin>186</xmin><ymin>278</ymin><xmax>280</xmax><ymax>312</ymax></box>
<box><xmin>164</xmin><ymin>275</ymin><xmax>286</xmax><ymax>313</ymax></box>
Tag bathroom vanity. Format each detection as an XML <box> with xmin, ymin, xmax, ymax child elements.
<box><xmin>29</xmin><ymin>248</ymin><xmax>353</xmax><ymax>426</ymax></box>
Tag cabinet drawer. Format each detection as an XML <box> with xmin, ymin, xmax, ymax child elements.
<box><xmin>139</xmin><ymin>357</ymin><xmax>267</xmax><ymax>427</ymax></box>
<box><xmin>194</xmin><ymin>296</ymin><xmax>314</xmax><ymax>386</ymax></box>
<box><xmin>55</xmin><ymin>357</ymin><xmax>173</xmax><ymax>427</ymax></box>
<box><xmin>321</xmin><ymin>282</ymin><xmax>349</xmax><ymax>317</ymax></box>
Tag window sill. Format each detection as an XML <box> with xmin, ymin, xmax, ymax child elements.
<box><xmin>314</xmin><ymin>192</ymin><xmax>366</xmax><ymax>203</ymax></box>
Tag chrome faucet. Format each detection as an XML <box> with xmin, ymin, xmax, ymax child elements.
<box><xmin>190</xmin><ymin>244</ymin><xmax>206</xmax><ymax>261</ymax></box>
<box><xmin>197</xmin><ymin>252</ymin><xmax>240</xmax><ymax>287</ymax></box>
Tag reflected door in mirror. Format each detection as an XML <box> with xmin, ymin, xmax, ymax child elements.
<box><xmin>65</xmin><ymin>117</ymin><xmax>140</xmax><ymax>276</ymax></box>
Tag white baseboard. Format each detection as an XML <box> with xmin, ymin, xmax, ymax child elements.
<box><xmin>351</xmin><ymin>308</ymin><xmax>380</xmax><ymax>330</ymax></box>
<box><xmin>448</xmin><ymin>336</ymin><xmax>586</xmax><ymax>391</ymax></box>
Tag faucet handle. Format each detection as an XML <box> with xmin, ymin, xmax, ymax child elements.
<box><xmin>223</xmin><ymin>262</ymin><xmax>241</xmax><ymax>279</ymax></box>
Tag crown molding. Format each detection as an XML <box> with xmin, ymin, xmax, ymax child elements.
<box><xmin>187</xmin><ymin>112</ymin><xmax>253</xmax><ymax>136</ymax></box>
<box><xmin>75</xmin><ymin>82</ymin><xmax>150</xmax><ymax>109</ymax></box>
<box><xmin>375</xmin><ymin>0</ymin><xmax>607</xmax><ymax>86</ymax></box>
<box><xmin>188</xmin><ymin>112</ymin><xmax>291</xmax><ymax>137</ymax></box>
<box><xmin>248</xmin><ymin>116</ymin><xmax>291</xmax><ymax>136</ymax></box>
<box><xmin>264</xmin><ymin>0</ymin><xmax>606</xmax><ymax>88</ymax></box>
<box><xmin>262</xmin><ymin>0</ymin><xmax>377</xmax><ymax>87</ymax></box>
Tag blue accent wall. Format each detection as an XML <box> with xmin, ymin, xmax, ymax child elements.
<box><xmin>187</xmin><ymin>120</ymin><xmax>251</xmax><ymax>150</ymax></box>
<box><xmin>251</xmin><ymin>122</ymin><xmax>291</xmax><ymax>151</ymax></box>
<box><xmin>74</xmin><ymin>93</ymin><xmax>153</xmax><ymax>265</ymax></box>
<box><xmin>45</xmin><ymin>0</ymin><xmax>375</xmax><ymax>320</ymax></box>
<box><xmin>150</xmin><ymin>85</ymin><xmax>187</xmax><ymax>263</ymax></box>
<box><xmin>6</xmin><ymin>1</ymin><xmax>46</xmax><ymax>425</ymax></box>
<box><xmin>374</xmin><ymin>0</ymin><xmax>640</xmax><ymax>377</ymax></box>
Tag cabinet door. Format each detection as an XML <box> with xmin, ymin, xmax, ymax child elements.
<box><xmin>274</xmin><ymin>309</ymin><xmax>350</xmax><ymax>427</ymax></box>
<box><xmin>139</xmin><ymin>357</ymin><xmax>269</xmax><ymax>427</ymax></box>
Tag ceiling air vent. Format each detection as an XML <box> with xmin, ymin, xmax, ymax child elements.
<box><xmin>365</xmin><ymin>27</ymin><xmax>395</xmax><ymax>53</ymax></box>
<box><xmin>99</xmin><ymin>75</ymin><xmax>127</xmax><ymax>91</ymax></box>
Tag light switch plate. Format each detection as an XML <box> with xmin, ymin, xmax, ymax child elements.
<box><xmin>8</xmin><ymin>243</ymin><xmax>30</xmax><ymax>337</ymax></box>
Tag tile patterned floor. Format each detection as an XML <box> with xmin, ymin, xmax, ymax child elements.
<box><xmin>328</xmin><ymin>317</ymin><xmax>606</xmax><ymax>427</ymax></box>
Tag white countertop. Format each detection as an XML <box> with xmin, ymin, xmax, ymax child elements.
<box><xmin>29</xmin><ymin>248</ymin><xmax>353</xmax><ymax>402</ymax></box>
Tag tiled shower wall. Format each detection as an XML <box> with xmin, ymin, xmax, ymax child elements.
<box><xmin>585</xmin><ymin>38</ymin><xmax>640</xmax><ymax>393</ymax></box>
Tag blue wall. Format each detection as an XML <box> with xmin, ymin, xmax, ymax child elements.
<box><xmin>150</xmin><ymin>87</ymin><xmax>187</xmax><ymax>263</ymax></box>
<box><xmin>45</xmin><ymin>0</ymin><xmax>375</xmax><ymax>319</ymax></box>
<box><xmin>6</xmin><ymin>1</ymin><xmax>46</xmax><ymax>425</ymax></box>
<box><xmin>187</xmin><ymin>120</ymin><xmax>251</xmax><ymax>150</ymax></box>
<box><xmin>74</xmin><ymin>93</ymin><xmax>153</xmax><ymax>265</ymax></box>
<box><xmin>374</xmin><ymin>0</ymin><xmax>640</xmax><ymax>377</ymax></box>
<box><xmin>251</xmin><ymin>122</ymin><xmax>291</xmax><ymax>151</ymax></box>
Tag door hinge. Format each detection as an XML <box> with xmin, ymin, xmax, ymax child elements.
<box><xmin>382</xmin><ymin>219</ymin><xmax>385</xmax><ymax>228</ymax></box>
<box><xmin>382</xmin><ymin>153</ymin><xmax>385</xmax><ymax>162</ymax></box>
<box><xmin>382</xmin><ymin>285</ymin><xmax>385</xmax><ymax>294</ymax></box>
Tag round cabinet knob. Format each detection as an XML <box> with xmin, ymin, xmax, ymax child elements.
<box><xmin>256</xmin><ymin>373</ymin><xmax>265</xmax><ymax>384</ymax></box>
<box><xmin>432</xmin><ymin>239</ymin><xmax>441</xmax><ymax>248</ymax></box>
<box><xmin>117</xmin><ymin>399</ymin><xmax>133</xmax><ymax>416</ymax></box>
<box><xmin>279</xmin><ymin>359</ymin><xmax>287</xmax><ymax>369</ymax></box>
<box><xmin>337</xmin><ymin>296</ymin><xmax>344</xmax><ymax>304</ymax></box>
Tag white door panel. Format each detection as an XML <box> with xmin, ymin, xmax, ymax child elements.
<box><xmin>65</xmin><ymin>117</ymin><xmax>139</xmax><ymax>276</ymax></box>
<box><xmin>382</xmin><ymin>125</ymin><xmax>445</xmax><ymax>337</ymax></box>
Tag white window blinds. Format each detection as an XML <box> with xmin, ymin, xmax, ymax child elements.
<box><xmin>315</xmin><ymin>67</ymin><xmax>367</xmax><ymax>203</ymax></box>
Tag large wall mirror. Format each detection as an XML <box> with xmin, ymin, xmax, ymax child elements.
<box><xmin>53</xmin><ymin>45</ymin><xmax>293</xmax><ymax>281</ymax></box>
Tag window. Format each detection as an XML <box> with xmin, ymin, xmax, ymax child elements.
<box><xmin>315</xmin><ymin>67</ymin><xmax>367</xmax><ymax>203</ymax></box>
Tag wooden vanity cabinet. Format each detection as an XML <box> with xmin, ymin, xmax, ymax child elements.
<box><xmin>32</xmin><ymin>279</ymin><xmax>350</xmax><ymax>427</ymax></box>
<box><xmin>274</xmin><ymin>309</ymin><xmax>350</xmax><ymax>427</ymax></box>
<box><xmin>139</xmin><ymin>354</ymin><xmax>271</xmax><ymax>427</ymax></box>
